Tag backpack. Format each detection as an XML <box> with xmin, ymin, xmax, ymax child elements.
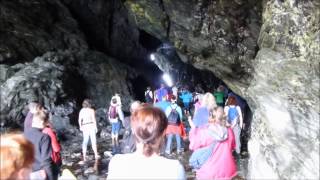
<box><xmin>227</xmin><ymin>106</ymin><xmax>238</xmax><ymax>124</ymax></box>
<box><xmin>189</xmin><ymin>143</ymin><xmax>218</xmax><ymax>169</ymax></box>
<box><xmin>109</xmin><ymin>106</ymin><xmax>118</xmax><ymax>119</ymax></box>
<box><xmin>167</xmin><ymin>105</ymin><xmax>181</xmax><ymax>125</ymax></box>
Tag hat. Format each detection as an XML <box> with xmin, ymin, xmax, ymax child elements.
<box><xmin>192</xmin><ymin>107</ymin><xmax>209</xmax><ymax>127</ymax></box>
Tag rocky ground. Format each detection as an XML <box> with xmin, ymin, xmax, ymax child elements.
<box><xmin>60</xmin><ymin>128</ymin><xmax>249</xmax><ymax>180</ymax></box>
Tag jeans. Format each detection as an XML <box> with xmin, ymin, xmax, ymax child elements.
<box><xmin>165</xmin><ymin>134</ymin><xmax>181</xmax><ymax>154</ymax></box>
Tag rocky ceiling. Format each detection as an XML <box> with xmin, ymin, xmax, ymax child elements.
<box><xmin>0</xmin><ymin>0</ymin><xmax>319</xmax><ymax>179</ymax></box>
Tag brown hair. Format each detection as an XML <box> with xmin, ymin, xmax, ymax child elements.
<box><xmin>130</xmin><ymin>105</ymin><xmax>168</xmax><ymax>157</ymax></box>
<box><xmin>226</xmin><ymin>96</ymin><xmax>237</xmax><ymax>106</ymax></box>
<box><xmin>0</xmin><ymin>133</ymin><xmax>35</xmax><ymax>180</ymax></box>
<box><xmin>82</xmin><ymin>99</ymin><xmax>92</xmax><ymax>108</ymax></box>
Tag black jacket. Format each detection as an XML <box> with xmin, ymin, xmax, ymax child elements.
<box><xmin>24</xmin><ymin>127</ymin><xmax>56</xmax><ymax>180</ymax></box>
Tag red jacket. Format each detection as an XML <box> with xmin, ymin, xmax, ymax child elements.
<box><xmin>42</xmin><ymin>127</ymin><xmax>61</xmax><ymax>164</ymax></box>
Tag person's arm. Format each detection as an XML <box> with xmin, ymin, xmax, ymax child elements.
<box><xmin>237</xmin><ymin>106</ymin><xmax>243</xmax><ymax>129</ymax></box>
<box><xmin>40</xmin><ymin>135</ymin><xmax>54</xmax><ymax>180</ymax></box>
<box><xmin>92</xmin><ymin>109</ymin><xmax>98</xmax><ymax>133</ymax></box>
<box><xmin>78</xmin><ymin>110</ymin><xmax>83</xmax><ymax>131</ymax></box>
<box><xmin>118</xmin><ymin>107</ymin><xmax>124</xmax><ymax>122</ymax></box>
<box><xmin>187</xmin><ymin>115</ymin><xmax>195</xmax><ymax>129</ymax></box>
<box><xmin>176</xmin><ymin>162</ymin><xmax>186</xmax><ymax>180</ymax></box>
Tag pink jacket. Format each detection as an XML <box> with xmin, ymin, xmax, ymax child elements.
<box><xmin>189</xmin><ymin>127</ymin><xmax>237</xmax><ymax>180</ymax></box>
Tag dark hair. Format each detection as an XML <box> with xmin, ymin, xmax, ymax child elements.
<box><xmin>130</xmin><ymin>105</ymin><xmax>168</xmax><ymax>157</ymax></box>
<box><xmin>226</xmin><ymin>96</ymin><xmax>237</xmax><ymax>106</ymax></box>
<box><xmin>82</xmin><ymin>99</ymin><xmax>92</xmax><ymax>108</ymax></box>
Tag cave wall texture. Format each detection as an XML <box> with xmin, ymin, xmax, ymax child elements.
<box><xmin>0</xmin><ymin>0</ymin><xmax>319</xmax><ymax>179</ymax></box>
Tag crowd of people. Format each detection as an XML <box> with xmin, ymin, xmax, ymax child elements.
<box><xmin>0</xmin><ymin>83</ymin><xmax>248</xmax><ymax>180</ymax></box>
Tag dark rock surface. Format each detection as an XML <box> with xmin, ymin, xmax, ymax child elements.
<box><xmin>0</xmin><ymin>0</ymin><xmax>87</xmax><ymax>64</ymax></box>
<box><xmin>0</xmin><ymin>50</ymin><xmax>137</xmax><ymax>131</ymax></box>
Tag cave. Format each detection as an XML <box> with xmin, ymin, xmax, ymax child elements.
<box><xmin>0</xmin><ymin>0</ymin><xmax>319</xmax><ymax>179</ymax></box>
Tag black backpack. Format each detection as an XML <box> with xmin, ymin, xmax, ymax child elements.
<box><xmin>167</xmin><ymin>105</ymin><xmax>181</xmax><ymax>125</ymax></box>
<box><xmin>145</xmin><ymin>90</ymin><xmax>153</xmax><ymax>103</ymax></box>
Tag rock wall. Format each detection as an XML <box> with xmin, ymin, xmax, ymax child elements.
<box><xmin>0</xmin><ymin>50</ymin><xmax>137</xmax><ymax>132</ymax></box>
<box><xmin>246</xmin><ymin>0</ymin><xmax>320</xmax><ymax>179</ymax></box>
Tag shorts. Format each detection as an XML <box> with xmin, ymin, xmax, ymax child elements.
<box><xmin>111</xmin><ymin>122</ymin><xmax>121</xmax><ymax>135</ymax></box>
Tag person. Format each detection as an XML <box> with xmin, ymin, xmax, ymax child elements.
<box><xmin>172</xmin><ymin>85</ymin><xmax>178</xmax><ymax>98</ymax></box>
<box><xmin>155</xmin><ymin>83</ymin><xmax>168</xmax><ymax>102</ymax></box>
<box><xmin>164</xmin><ymin>95</ymin><xmax>184</xmax><ymax>155</ymax></box>
<box><xmin>224</xmin><ymin>95</ymin><xmax>243</xmax><ymax>157</ymax></box>
<box><xmin>1</xmin><ymin>133</ymin><xmax>35</xmax><ymax>180</ymax></box>
<box><xmin>42</xmin><ymin>118</ymin><xmax>62</xmax><ymax>174</ymax></box>
<box><xmin>192</xmin><ymin>92</ymin><xmax>217</xmax><ymax>127</ymax></box>
<box><xmin>78</xmin><ymin>99</ymin><xmax>99</xmax><ymax>161</ymax></box>
<box><xmin>114</xmin><ymin>93</ymin><xmax>122</xmax><ymax>108</ymax></box>
<box><xmin>121</xmin><ymin>101</ymin><xmax>142</xmax><ymax>153</ymax></box>
<box><xmin>179</xmin><ymin>88</ymin><xmax>193</xmax><ymax>115</ymax></box>
<box><xmin>108</xmin><ymin>96</ymin><xmax>124</xmax><ymax>154</ymax></box>
<box><xmin>214</xmin><ymin>85</ymin><xmax>225</xmax><ymax>107</ymax></box>
<box><xmin>107</xmin><ymin>106</ymin><xmax>186</xmax><ymax>179</ymax></box>
<box><xmin>189</xmin><ymin>107</ymin><xmax>237</xmax><ymax>179</ymax></box>
<box><xmin>24</xmin><ymin>102</ymin><xmax>42</xmax><ymax>132</ymax></box>
<box><xmin>24</xmin><ymin>111</ymin><xmax>57</xmax><ymax>180</ymax></box>
<box><xmin>154</xmin><ymin>96</ymin><xmax>171</xmax><ymax>113</ymax></box>
<box><xmin>144</xmin><ymin>87</ymin><xmax>154</xmax><ymax>104</ymax></box>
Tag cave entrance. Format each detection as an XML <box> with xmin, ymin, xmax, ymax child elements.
<box><xmin>130</xmin><ymin>75</ymin><xmax>150</xmax><ymax>102</ymax></box>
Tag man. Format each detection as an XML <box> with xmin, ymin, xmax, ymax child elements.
<box><xmin>156</xmin><ymin>83</ymin><xmax>168</xmax><ymax>102</ymax></box>
<box><xmin>24</xmin><ymin>102</ymin><xmax>42</xmax><ymax>132</ymax></box>
<box><xmin>24</xmin><ymin>111</ymin><xmax>56</xmax><ymax>180</ymax></box>
<box><xmin>144</xmin><ymin>87</ymin><xmax>153</xmax><ymax>104</ymax></box>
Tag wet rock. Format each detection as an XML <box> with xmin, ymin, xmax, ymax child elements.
<box><xmin>84</xmin><ymin>167</ymin><xmax>95</xmax><ymax>174</ymax></box>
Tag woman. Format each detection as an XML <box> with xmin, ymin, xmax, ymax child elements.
<box><xmin>78</xmin><ymin>99</ymin><xmax>99</xmax><ymax>161</ymax></box>
<box><xmin>192</xmin><ymin>92</ymin><xmax>217</xmax><ymax>127</ymax></box>
<box><xmin>108</xmin><ymin>96</ymin><xmax>124</xmax><ymax>154</ymax></box>
<box><xmin>224</xmin><ymin>95</ymin><xmax>243</xmax><ymax>156</ymax></box>
<box><xmin>189</xmin><ymin>107</ymin><xmax>237</xmax><ymax>179</ymax></box>
<box><xmin>1</xmin><ymin>133</ymin><xmax>35</xmax><ymax>180</ymax></box>
<box><xmin>107</xmin><ymin>105</ymin><xmax>186</xmax><ymax>179</ymax></box>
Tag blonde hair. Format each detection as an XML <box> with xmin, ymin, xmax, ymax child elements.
<box><xmin>0</xmin><ymin>133</ymin><xmax>34</xmax><ymax>180</ymax></box>
<box><xmin>201</xmin><ymin>92</ymin><xmax>217</xmax><ymax>114</ymax></box>
<box><xmin>209</xmin><ymin>107</ymin><xmax>226</xmax><ymax>126</ymax></box>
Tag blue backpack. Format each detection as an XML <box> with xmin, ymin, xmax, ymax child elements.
<box><xmin>189</xmin><ymin>143</ymin><xmax>218</xmax><ymax>169</ymax></box>
<box><xmin>227</xmin><ymin>106</ymin><xmax>238</xmax><ymax>124</ymax></box>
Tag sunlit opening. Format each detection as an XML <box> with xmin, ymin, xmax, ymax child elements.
<box><xmin>150</xmin><ymin>53</ymin><xmax>155</xmax><ymax>61</ymax></box>
<box><xmin>162</xmin><ymin>73</ymin><xmax>173</xmax><ymax>87</ymax></box>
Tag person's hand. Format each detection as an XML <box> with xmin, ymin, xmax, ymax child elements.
<box><xmin>95</xmin><ymin>128</ymin><xmax>98</xmax><ymax>134</ymax></box>
<box><xmin>40</xmin><ymin>169</ymin><xmax>46</xmax><ymax>179</ymax></box>
<box><xmin>80</xmin><ymin>126</ymin><xmax>83</xmax><ymax>131</ymax></box>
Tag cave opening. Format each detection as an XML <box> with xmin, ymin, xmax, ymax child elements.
<box><xmin>130</xmin><ymin>75</ymin><xmax>150</xmax><ymax>102</ymax></box>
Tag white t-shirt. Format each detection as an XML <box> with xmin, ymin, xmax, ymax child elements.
<box><xmin>79</xmin><ymin>108</ymin><xmax>95</xmax><ymax>125</ymax></box>
<box><xmin>107</xmin><ymin>153</ymin><xmax>186</xmax><ymax>180</ymax></box>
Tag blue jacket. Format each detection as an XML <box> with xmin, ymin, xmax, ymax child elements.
<box><xmin>180</xmin><ymin>91</ymin><xmax>193</xmax><ymax>103</ymax></box>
